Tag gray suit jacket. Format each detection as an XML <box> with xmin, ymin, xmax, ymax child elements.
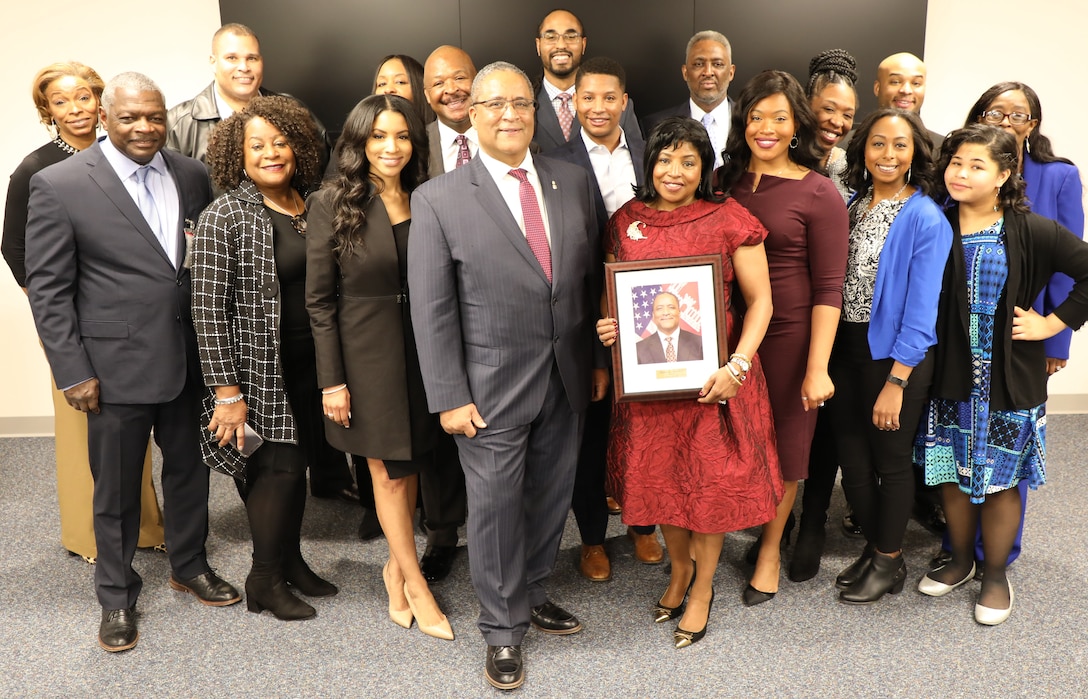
<box><xmin>545</xmin><ymin>135</ymin><xmax>645</xmax><ymax>232</ymax></box>
<box><xmin>426</xmin><ymin>121</ymin><xmax>446</xmax><ymax>179</ymax></box>
<box><xmin>534</xmin><ymin>82</ymin><xmax>644</xmax><ymax>153</ymax></box>
<box><xmin>408</xmin><ymin>155</ymin><xmax>601</xmax><ymax>427</ymax></box>
<box><xmin>25</xmin><ymin>142</ymin><xmax>212</xmax><ymax>403</ymax></box>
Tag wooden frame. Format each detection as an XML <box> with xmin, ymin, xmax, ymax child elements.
<box><xmin>604</xmin><ymin>255</ymin><xmax>727</xmax><ymax>402</ymax></box>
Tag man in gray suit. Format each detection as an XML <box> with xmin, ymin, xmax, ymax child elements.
<box><xmin>531</xmin><ymin>9</ymin><xmax>643</xmax><ymax>153</ymax></box>
<box><xmin>409</xmin><ymin>61</ymin><xmax>607</xmax><ymax>691</ymax></box>
<box><xmin>25</xmin><ymin>72</ymin><xmax>239</xmax><ymax>653</ymax></box>
<box><xmin>423</xmin><ymin>46</ymin><xmax>479</xmax><ymax>178</ymax></box>
<box><xmin>635</xmin><ymin>292</ymin><xmax>704</xmax><ymax>364</ymax></box>
<box><xmin>643</xmin><ymin>30</ymin><xmax>735</xmax><ymax>168</ymax></box>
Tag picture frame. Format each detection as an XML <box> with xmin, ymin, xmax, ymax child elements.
<box><xmin>604</xmin><ymin>255</ymin><xmax>728</xmax><ymax>402</ymax></box>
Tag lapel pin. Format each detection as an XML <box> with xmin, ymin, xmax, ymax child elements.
<box><xmin>551</xmin><ymin>180</ymin><xmax>557</xmax><ymax>190</ymax></box>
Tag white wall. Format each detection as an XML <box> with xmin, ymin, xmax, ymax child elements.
<box><xmin>1</xmin><ymin>1</ymin><xmax>1085</xmax><ymax>434</ymax></box>
<box><xmin>924</xmin><ymin>0</ymin><xmax>1087</xmax><ymax>410</ymax></box>
<box><xmin>0</xmin><ymin>0</ymin><xmax>222</xmax><ymax>433</ymax></box>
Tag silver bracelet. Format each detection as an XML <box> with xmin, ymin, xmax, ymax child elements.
<box><xmin>321</xmin><ymin>384</ymin><xmax>347</xmax><ymax>395</ymax></box>
<box><xmin>729</xmin><ymin>353</ymin><xmax>751</xmax><ymax>373</ymax></box>
<box><xmin>213</xmin><ymin>392</ymin><xmax>244</xmax><ymax>406</ymax></box>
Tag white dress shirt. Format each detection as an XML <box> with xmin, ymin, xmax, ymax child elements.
<box><xmin>477</xmin><ymin>150</ymin><xmax>552</xmax><ymax>245</ymax></box>
<box><xmin>690</xmin><ymin>98</ymin><xmax>731</xmax><ymax>169</ymax></box>
<box><xmin>436</xmin><ymin>120</ymin><xmax>478</xmax><ymax>173</ymax></box>
<box><xmin>580</xmin><ymin>127</ymin><xmax>638</xmax><ymax>218</ymax></box>
<box><xmin>99</xmin><ymin>137</ymin><xmax>180</xmax><ymax>266</ymax></box>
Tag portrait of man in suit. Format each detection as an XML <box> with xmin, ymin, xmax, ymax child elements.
<box><xmin>408</xmin><ymin>61</ymin><xmax>606</xmax><ymax>691</ymax></box>
<box><xmin>25</xmin><ymin>72</ymin><xmax>239</xmax><ymax>654</ymax></box>
<box><xmin>635</xmin><ymin>291</ymin><xmax>704</xmax><ymax>364</ymax></box>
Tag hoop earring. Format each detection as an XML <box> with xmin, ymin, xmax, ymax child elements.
<box><xmin>789</xmin><ymin>135</ymin><xmax>799</xmax><ymax>149</ymax></box>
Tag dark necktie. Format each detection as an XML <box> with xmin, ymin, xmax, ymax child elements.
<box><xmin>508</xmin><ymin>169</ymin><xmax>552</xmax><ymax>283</ymax></box>
<box><xmin>455</xmin><ymin>134</ymin><xmax>472</xmax><ymax>168</ymax></box>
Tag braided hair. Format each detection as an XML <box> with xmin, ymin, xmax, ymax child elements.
<box><xmin>806</xmin><ymin>49</ymin><xmax>857</xmax><ymax>98</ymax></box>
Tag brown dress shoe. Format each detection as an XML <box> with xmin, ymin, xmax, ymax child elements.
<box><xmin>605</xmin><ymin>496</ymin><xmax>622</xmax><ymax>515</ymax></box>
<box><xmin>628</xmin><ymin>527</ymin><xmax>664</xmax><ymax>564</ymax></box>
<box><xmin>579</xmin><ymin>545</ymin><xmax>612</xmax><ymax>581</ymax></box>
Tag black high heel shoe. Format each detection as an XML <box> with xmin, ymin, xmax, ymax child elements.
<box><xmin>673</xmin><ymin>589</ymin><xmax>714</xmax><ymax>648</ymax></box>
<box><xmin>788</xmin><ymin>515</ymin><xmax>828</xmax><ymax>583</ymax></box>
<box><xmin>653</xmin><ymin>561</ymin><xmax>696</xmax><ymax>623</ymax></box>
<box><xmin>745</xmin><ymin>511</ymin><xmax>795</xmax><ymax>565</ymax></box>
<box><xmin>742</xmin><ymin>583</ymin><xmax>775</xmax><ymax>607</ymax></box>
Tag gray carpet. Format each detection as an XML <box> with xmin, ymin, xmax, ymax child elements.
<box><xmin>2</xmin><ymin>416</ymin><xmax>1087</xmax><ymax>698</ymax></box>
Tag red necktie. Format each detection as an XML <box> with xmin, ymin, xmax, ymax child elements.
<box><xmin>556</xmin><ymin>92</ymin><xmax>574</xmax><ymax>142</ymax></box>
<box><xmin>508</xmin><ymin>169</ymin><xmax>552</xmax><ymax>283</ymax></box>
<box><xmin>455</xmin><ymin>134</ymin><xmax>472</xmax><ymax>168</ymax></box>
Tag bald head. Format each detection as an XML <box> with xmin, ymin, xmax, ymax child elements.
<box><xmin>874</xmin><ymin>52</ymin><xmax>927</xmax><ymax>113</ymax></box>
<box><xmin>424</xmin><ymin>45</ymin><xmax>477</xmax><ymax>131</ymax></box>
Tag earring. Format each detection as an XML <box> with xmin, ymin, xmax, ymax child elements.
<box><xmin>993</xmin><ymin>191</ymin><xmax>1000</xmax><ymax>213</ymax></box>
<box><xmin>1024</xmin><ymin>138</ymin><xmax>1031</xmax><ymax>154</ymax></box>
<box><xmin>789</xmin><ymin>135</ymin><xmax>799</xmax><ymax>149</ymax></box>
<box><xmin>864</xmin><ymin>168</ymin><xmax>869</xmax><ymax>181</ymax></box>
<box><xmin>906</xmin><ymin>165</ymin><xmax>912</xmax><ymax>182</ymax></box>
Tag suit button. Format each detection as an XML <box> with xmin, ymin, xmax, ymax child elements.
<box><xmin>175</xmin><ymin>315</ymin><xmax>181</xmax><ymax>321</ymax></box>
<box><xmin>553</xmin><ymin>336</ymin><xmax>560</xmax><ymax>343</ymax></box>
<box><xmin>177</xmin><ymin>279</ymin><xmax>183</xmax><ymax>286</ymax></box>
<box><xmin>552</xmin><ymin>297</ymin><xmax>558</xmax><ymax>306</ymax></box>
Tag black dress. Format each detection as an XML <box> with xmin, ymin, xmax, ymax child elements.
<box><xmin>3</xmin><ymin>139</ymin><xmax>72</xmax><ymax>286</ymax></box>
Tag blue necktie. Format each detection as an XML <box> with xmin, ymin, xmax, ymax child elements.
<box><xmin>135</xmin><ymin>165</ymin><xmax>172</xmax><ymax>263</ymax></box>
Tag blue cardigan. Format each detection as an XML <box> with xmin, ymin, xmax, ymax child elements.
<box><xmin>864</xmin><ymin>191</ymin><xmax>953</xmax><ymax>367</ymax></box>
<box><xmin>1023</xmin><ymin>155</ymin><xmax>1084</xmax><ymax>359</ymax></box>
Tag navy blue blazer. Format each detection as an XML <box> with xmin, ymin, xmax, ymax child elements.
<box><xmin>534</xmin><ymin>81</ymin><xmax>644</xmax><ymax>153</ymax></box>
<box><xmin>545</xmin><ymin>134</ymin><xmax>645</xmax><ymax>232</ymax></box>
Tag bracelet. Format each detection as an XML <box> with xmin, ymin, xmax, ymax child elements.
<box><xmin>724</xmin><ymin>362</ymin><xmax>745</xmax><ymax>386</ymax></box>
<box><xmin>321</xmin><ymin>384</ymin><xmax>347</xmax><ymax>395</ymax></box>
<box><xmin>213</xmin><ymin>392</ymin><xmax>244</xmax><ymax>406</ymax></box>
<box><xmin>729</xmin><ymin>353</ymin><xmax>751</xmax><ymax>373</ymax></box>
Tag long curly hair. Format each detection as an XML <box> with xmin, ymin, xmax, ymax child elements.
<box><xmin>937</xmin><ymin>124</ymin><xmax>1029</xmax><ymax>214</ymax></box>
<box><xmin>844</xmin><ymin>108</ymin><xmax>935</xmax><ymax>197</ymax></box>
<box><xmin>206</xmin><ymin>95</ymin><xmax>324</xmax><ymax>194</ymax></box>
<box><xmin>326</xmin><ymin>94</ymin><xmax>428</xmax><ymax>261</ymax></box>
<box><xmin>963</xmin><ymin>81</ymin><xmax>1073</xmax><ymax>167</ymax></box>
<box><xmin>718</xmin><ymin>70</ymin><xmax>826</xmax><ymax>192</ymax></box>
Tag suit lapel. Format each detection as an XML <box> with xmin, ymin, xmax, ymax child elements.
<box><xmin>537</xmin><ymin>157</ymin><xmax>565</xmax><ymax>287</ymax></box>
<box><xmin>163</xmin><ymin>150</ymin><xmax>191</xmax><ymax>271</ymax></box>
<box><xmin>470</xmin><ymin>158</ymin><xmax>551</xmax><ymax>286</ymax></box>
<box><xmin>86</xmin><ymin>147</ymin><xmax>174</xmax><ymax>268</ymax></box>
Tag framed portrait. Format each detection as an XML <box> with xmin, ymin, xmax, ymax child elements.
<box><xmin>605</xmin><ymin>255</ymin><xmax>727</xmax><ymax>402</ymax></box>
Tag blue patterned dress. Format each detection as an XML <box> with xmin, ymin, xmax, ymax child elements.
<box><xmin>916</xmin><ymin>219</ymin><xmax>1047</xmax><ymax>504</ymax></box>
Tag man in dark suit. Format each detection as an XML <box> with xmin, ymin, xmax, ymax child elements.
<box><xmin>423</xmin><ymin>46</ymin><xmax>479</xmax><ymax>179</ymax></box>
<box><xmin>409</xmin><ymin>61</ymin><xmax>606</xmax><ymax>691</ymax></box>
<box><xmin>545</xmin><ymin>56</ymin><xmax>662</xmax><ymax>579</ymax></box>
<box><xmin>25</xmin><ymin>72</ymin><xmax>239</xmax><ymax>653</ymax></box>
<box><xmin>635</xmin><ymin>292</ymin><xmax>704</xmax><ymax>364</ymax></box>
<box><xmin>416</xmin><ymin>45</ymin><xmax>479</xmax><ymax>580</ymax></box>
<box><xmin>531</xmin><ymin>9</ymin><xmax>643</xmax><ymax>153</ymax></box>
<box><xmin>643</xmin><ymin>30</ymin><xmax>735</xmax><ymax>168</ymax></box>
<box><xmin>873</xmin><ymin>52</ymin><xmax>945</xmax><ymax>153</ymax></box>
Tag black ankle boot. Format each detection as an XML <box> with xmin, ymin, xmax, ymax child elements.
<box><xmin>283</xmin><ymin>553</ymin><xmax>338</xmax><ymax>597</ymax></box>
<box><xmin>788</xmin><ymin>516</ymin><xmax>827</xmax><ymax>583</ymax></box>
<box><xmin>835</xmin><ymin>545</ymin><xmax>875</xmax><ymax>589</ymax></box>
<box><xmin>246</xmin><ymin>559</ymin><xmax>316</xmax><ymax>620</ymax></box>
<box><xmin>839</xmin><ymin>551</ymin><xmax>906</xmax><ymax>604</ymax></box>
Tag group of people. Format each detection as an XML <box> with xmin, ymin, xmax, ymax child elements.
<box><xmin>2</xmin><ymin>10</ymin><xmax>1086</xmax><ymax>693</ymax></box>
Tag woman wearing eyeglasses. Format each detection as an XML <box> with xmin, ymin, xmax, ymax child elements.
<box><xmin>929</xmin><ymin>84</ymin><xmax>1084</xmax><ymax>575</ymax></box>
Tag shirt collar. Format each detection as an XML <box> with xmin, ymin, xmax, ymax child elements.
<box><xmin>98</xmin><ymin>136</ymin><xmax>167</xmax><ymax>181</ymax></box>
<box><xmin>477</xmin><ymin>148</ymin><xmax>536</xmax><ymax>182</ymax></box>
<box><xmin>212</xmin><ymin>87</ymin><xmax>235</xmax><ymax>120</ymax></box>
<box><xmin>541</xmin><ymin>77</ymin><xmax>574</xmax><ymax>103</ymax></box>
<box><xmin>689</xmin><ymin>97</ymin><xmax>731</xmax><ymax>123</ymax></box>
<box><xmin>437</xmin><ymin>120</ymin><xmax>476</xmax><ymax>147</ymax></box>
<box><xmin>580</xmin><ymin>126</ymin><xmax>629</xmax><ymax>153</ymax></box>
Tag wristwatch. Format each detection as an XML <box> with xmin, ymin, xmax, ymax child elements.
<box><xmin>886</xmin><ymin>374</ymin><xmax>909</xmax><ymax>388</ymax></box>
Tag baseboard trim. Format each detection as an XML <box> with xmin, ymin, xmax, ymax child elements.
<box><xmin>1045</xmin><ymin>394</ymin><xmax>1088</xmax><ymax>414</ymax></box>
<box><xmin>0</xmin><ymin>416</ymin><xmax>53</xmax><ymax>437</ymax></box>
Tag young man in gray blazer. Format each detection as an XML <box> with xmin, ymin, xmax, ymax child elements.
<box><xmin>409</xmin><ymin>61</ymin><xmax>607</xmax><ymax>691</ymax></box>
<box><xmin>25</xmin><ymin>72</ymin><xmax>239</xmax><ymax>653</ymax></box>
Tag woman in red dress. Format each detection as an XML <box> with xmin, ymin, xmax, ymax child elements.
<box><xmin>718</xmin><ymin>71</ymin><xmax>849</xmax><ymax>606</ymax></box>
<box><xmin>597</xmin><ymin>116</ymin><xmax>782</xmax><ymax>648</ymax></box>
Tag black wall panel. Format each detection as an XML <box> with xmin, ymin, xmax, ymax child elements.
<box><xmin>219</xmin><ymin>0</ymin><xmax>927</xmax><ymax>133</ymax></box>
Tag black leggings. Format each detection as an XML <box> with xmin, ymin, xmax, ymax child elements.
<box><xmin>828</xmin><ymin>322</ymin><xmax>933</xmax><ymax>553</ymax></box>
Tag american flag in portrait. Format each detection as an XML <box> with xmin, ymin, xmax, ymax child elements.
<box><xmin>629</xmin><ymin>282</ymin><xmax>703</xmax><ymax>339</ymax></box>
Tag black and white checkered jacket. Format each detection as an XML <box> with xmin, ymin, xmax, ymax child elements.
<box><xmin>192</xmin><ymin>180</ymin><xmax>296</xmax><ymax>477</ymax></box>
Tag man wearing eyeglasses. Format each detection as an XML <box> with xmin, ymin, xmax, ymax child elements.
<box><xmin>409</xmin><ymin>61</ymin><xmax>606</xmax><ymax>691</ymax></box>
<box><xmin>873</xmin><ymin>52</ymin><xmax>944</xmax><ymax>153</ymax></box>
<box><xmin>531</xmin><ymin>9</ymin><xmax>643</xmax><ymax>152</ymax></box>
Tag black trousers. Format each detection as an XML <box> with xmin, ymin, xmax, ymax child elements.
<box><xmin>88</xmin><ymin>372</ymin><xmax>209</xmax><ymax>610</ymax></box>
<box><xmin>827</xmin><ymin>322</ymin><xmax>933</xmax><ymax>553</ymax></box>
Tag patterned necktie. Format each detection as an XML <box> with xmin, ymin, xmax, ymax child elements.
<box><xmin>508</xmin><ymin>169</ymin><xmax>552</xmax><ymax>283</ymax></box>
<box><xmin>134</xmin><ymin>165</ymin><xmax>171</xmax><ymax>263</ymax></box>
<box><xmin>556</xmin><ymin>92</ymin><xmax>574</xmax><ymax>142</ymax></box>
<box><xmin>665</xmin><ymin>336</ymin><xmax>677</xmax><ymax>363</ymax></box>
<box><xmin>454</xmin><ymin>134</ymin><xmax>472</xmax><ymax>168</ymax></box>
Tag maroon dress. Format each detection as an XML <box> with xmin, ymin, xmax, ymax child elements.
<box><xmin>605</xmin><ymin>197</ymin><xmax>783</xmax><ymax>533</ymax></box>
<box><xmin>731</xmin><ymin>172</ymin><xmax>848</xmax><ymax>481</ymax></box>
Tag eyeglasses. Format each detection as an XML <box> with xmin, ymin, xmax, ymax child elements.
<box><xmin>981</xmin><ymin>109</ymin><xmax>1032</xmax><ymax>126</ymax></box>
<box><xmin>539</xmin><ymin>30</ymin><xmax>582</xmax><ymax>43</ymax></box>
<box><xmin>471</xmin><ymin>99</ymin><xmax>537</xmax><ymax>113</ymax></box>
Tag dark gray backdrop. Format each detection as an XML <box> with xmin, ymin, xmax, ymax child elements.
<box><xmin>220</xmin><ymin>0</ymin><xmax>928</xmax><ymax>134</ymax></box>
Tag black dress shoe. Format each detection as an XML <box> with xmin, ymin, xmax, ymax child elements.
<box><xmin>169</xmin><ymin>571</ymin><xmax>241</xmax><ymax>606</ymax></box>
<box><xmin>914</xmin><ymin>501</ymin><xmax>947</xmax><ymax>534</ymax></box>
<box><xmin>530</xmin><ymin>601</ymin><xmax>582</xmax><ymax>634</ymax></box>
<box><xmin>674</xmin><ymin>589</ymin><xmax>714</xmax><ymax>648</ymax></box>
<box><xmin>485</xmin><ymin>645</ymin><xmax>524</xmax><ymax>690</ymax></box>
<box><xmin>835</xmin><ymin>546</ymin><xmax>875</xmax><ymax>589</ymax></box>
<box><xmin>420</xmin><ymin>545</ymin><xmax>457</xmax><ymax>583</ymax></box>
<box><xmin>928</xmin><ymin>548</ymin><xmax>953</xmax><ymax>570</ymax></box>
<box><xmin>99</xmin><ymin>608</ymin><xmax>138</xmax><ymax>652</ymax></box>
<box><xmin>839</xmin><ymin>551</ymin><xmax>907</xmax><ymax>604</ymax></box>
<box><xmin>742</xmin><ymin>584</ymin><xmax>775</xmax><ymax>607</ymax></box>
<box><xmin>841</xmin><ymin>512</ymin><xmax>865</xmax><ymax>538</ymax></box>
<box><xmin>788</xmin><ymin>524</ymin><xmax>826</xmax><ymax>583</ymax></box>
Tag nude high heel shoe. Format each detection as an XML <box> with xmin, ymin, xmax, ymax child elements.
<box><xmin>383</xmin><ymin>561</ymin><xmax>413</xmax><ymax>629</ymax></box>
<box><xmin>404</xmin><ymin>582</ymin><xmax>454</xmax><ymax>641</ymax></box>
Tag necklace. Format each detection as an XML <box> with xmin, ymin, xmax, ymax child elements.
<box><xmin>264</xmin><ymin>193</ymin><xmax>307</xmax><ymax>236</ymax></box>
<box><xmin>52</xmin><ymin>137</ymin><xmax>78</xmax><ymax>155</ymax></box>
<box><xmin>854</xmin><ymin>182</ymin><xmax>910</xmax><ymax>228</ymax></box>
